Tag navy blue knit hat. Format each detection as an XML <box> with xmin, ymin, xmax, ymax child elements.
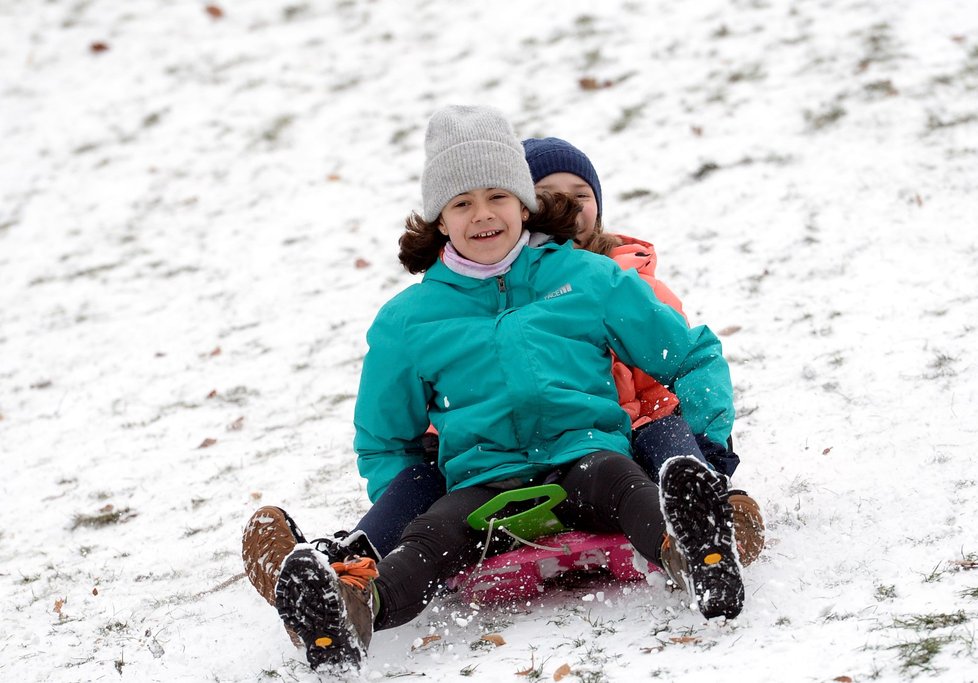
<box><xmin>522</xmin><ymin>137</ymin><xmax>602</xmax><ymax>218</ymax></box>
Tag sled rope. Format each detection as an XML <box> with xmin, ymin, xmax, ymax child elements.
<box><xmin>498</xmin><ymin>526</ymin><xmax>571</xmax><ymax>553</ymax></box>
<box><xmin>454</xmin><ymin>516</ymin><xmax>576</xmax><ymax>602</ymax></box>
<box><xmin>473</xmin><ymin>517</ymin><xmax>498</xmax><ymax>568</ymax></box>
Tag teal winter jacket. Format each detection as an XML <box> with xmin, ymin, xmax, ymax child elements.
<box><xmin>353</xmin><ymin>241</ymin><xmax>734</xmax><ymax>502</ymax></box>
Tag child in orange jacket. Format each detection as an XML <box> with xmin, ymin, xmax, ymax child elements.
<box><xmin>524</xmin><ymin>136</ymin><xmax>749</xmax><ymax>479</ymax></box>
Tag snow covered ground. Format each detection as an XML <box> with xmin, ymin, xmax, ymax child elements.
<box><xmin>2</xmin><ymin>0</ymin><xmax>977</xmax><ymax>681</ymax></box>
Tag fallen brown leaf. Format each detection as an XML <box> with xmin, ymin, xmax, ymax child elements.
<box><xmin>833</xmin><ymin>677</ymin><xmax>853</xmax><ymax>683</ymax></box>
<box><xmin>579</xmin><ymin>76</ymin><xmax>614</xmax><ymax>91</ymax></box>
<box><xmin>90</xmin><ymin>42</ymin><xmax>109</xmax><ymax>54</ymax></box>
<box><xmin>99</xmin><ymin>503</ymin><xmax>114</xmax><ymax>513</ymax></box>
<box><xmin>355</xmin><ymin>258</ymin><xmax>371</xmax><ymax>269</ymax></box>
<box><xmin>205</xmin><ymin>5</ymin><xmax>224</xmax><ymax>19</ymax></box>
<box><xmin>250</xmin><ymin>491</ymin><xmax>262</xmax><ymax>501</ymax></box>
<box><xmin>209</xmin><ymin>346</ymin><xmax>222</xmax><ymax>357</ymax></box>
<box><xmin>718</xmin><ymin>325</ymin><xmax>742</xmax><ymax>336</ymax></box>
<box><xmin>227</xmin><ymin>416</ymin><xmax>244</xmax><ymax>431</ymax></box>
<box><xmin>198</xmin><ymin>438</ymin><xmax>217</xmax><ymax>449</ymax></box>
<box><xmin>670</xmin><ymin>635</ymin><xmax>701</xmax><ymax>645</ymax></box>
<box><xmin>206</xmin><ymin>389</ymin><xmax>218</xmax><ymax>399</ymax></box>
<box><xmin>822</xmin><ymin>447</ymin><xmax>833</xmax><ymax>455</ymax></box>
<box><xmin>553</xmin><ymin>663</ymin><xmax>572</xmax><ymax>680</ymax></box>
<box><xmin>480</xmin><ymin>634</ymin><xmax>505</xmax><ymax>646</ymax></box>
<box><xmin>327</xmin><ymin>173</ymin><xmax>342</xmax><ymax>181</ymax></box>
<box><xmin>92</xmin><ymin>587</ymin><xmax>99</xmax><ymax>596</ymax></box>
<box><xmin>54</xmin><ymin>598</ymin><xmax>65</xmax><ymax>615</ymax></box>
<box><xmin>411</xmin><ymin>634</ymin><xmax>441</xmax><ymax>650</ymax></box>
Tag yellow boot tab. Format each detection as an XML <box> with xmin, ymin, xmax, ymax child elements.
<box><xmin>314</xmin><ymin>636</ymin><xmax>333</xmax><ymax>647</ymax></box>
<box><xmin>704</xmin><ymin>553</ymin><xmax>722</xmax><ymax>565</ymax></box>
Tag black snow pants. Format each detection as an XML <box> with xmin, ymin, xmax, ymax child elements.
<box><xmin>374</xmin><ymin>450</ymin><xmax>665</xmax><ymax>629</ymax></box>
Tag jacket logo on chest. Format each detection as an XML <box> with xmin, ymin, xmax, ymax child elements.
<box><xmin>543</xmin><ymin>283</ymin><xmax>573</xmax><ymax>300</ymax></box>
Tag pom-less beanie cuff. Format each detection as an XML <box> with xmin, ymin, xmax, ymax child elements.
<box><xmin>522</xmin><ymin>137</ymin><xmax>603</xmax><ymax>218</ymax></box>
<box><xmin>421</xmin><ymin>106</ymin><xmax>539</xmax><ymax>222</ymax></box>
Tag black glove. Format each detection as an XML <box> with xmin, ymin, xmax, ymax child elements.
<box><xmin>420</xmin><ymin>432</ymin><xmax>440</xmax><ymax>465</ymax></box>
<box><xmin>694</xmin><ymin>434</ymin><xmax>740</xmax><ymax>478</ymax></box>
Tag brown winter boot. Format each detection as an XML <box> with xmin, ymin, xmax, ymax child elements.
<box><xmin>275</xmin><ymin>547</ymin><xmax>379</xmax><ymax>671</ymax></box>
<box><xmin>728</xmin><ymin>490</ymin><xmax>765</xmax><ymax>566</ymax></box>
<box><xmin>242</xmin><ymin>506</ymin><xmax>306</xmax><ymax>647</ymax></box>
<box><xmin>659</xmin><ymin>534</ymin><xmax>689</xmax><ymax>593</ymax></box>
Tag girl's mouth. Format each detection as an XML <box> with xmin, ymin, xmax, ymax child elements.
<box><xmin>472</xmin><ymin>230</ymin><xmax>503</xmax><ymax>240</ymax></box>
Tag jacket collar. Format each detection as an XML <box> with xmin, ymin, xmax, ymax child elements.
<box><xmin>424</xmin><ymin>239</ymin><xmax>567</xmax><ymax>287</ymax></box>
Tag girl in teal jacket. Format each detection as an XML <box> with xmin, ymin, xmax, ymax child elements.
<box><xmin>354</xmin><ymin>232</ymin><xmax>733</xmax><ymax>501</ymax></box>
<box><xmin>269</xmin><ymin>106</ymin><xmax>745</xmax><ymax>671</ymax></box>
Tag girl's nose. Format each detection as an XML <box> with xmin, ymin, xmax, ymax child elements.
<box><xmin>472</xmin><ymin>199</ymin><xmax>494</xmax><ymax>222</ymax></box>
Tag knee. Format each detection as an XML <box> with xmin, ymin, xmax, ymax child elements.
<box><xmin>563</xmin><ymin>450</ymin><xmax>649</xmax><ymax>496</ymax></box>
<box><xmin>400</xmin><ymin>508</ymin><xmax>471</xmax><ymax>547</ymax></box>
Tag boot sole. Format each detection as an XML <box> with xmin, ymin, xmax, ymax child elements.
<box><xmin>275</xmin><ymin>548</ymin><xmax>365</xmax><ymax>670</ymax></box>
<box><xmin>660</xmin><ymin>457</ymin><xmax>744</xmax><ymax>619</ymax></box>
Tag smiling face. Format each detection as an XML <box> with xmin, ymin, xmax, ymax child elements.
<box><xmin>533</xmin><ymin>172</ymin><xmax>598</xmax><ymax>248</ymax></box>
<box><xmin>438</xmin><ymin>188</ymin><xmax>529</xmax><ymax>264</ymax></box>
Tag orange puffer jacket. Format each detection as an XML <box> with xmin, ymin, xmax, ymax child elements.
<box><xmin>609</xmin><ymin>234</ymin><xmax>687</xmax><ymax>429</ymax></box>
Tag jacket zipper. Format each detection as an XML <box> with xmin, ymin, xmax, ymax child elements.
<box><xmin>496</xmin><ymin>275</ymin><xmax>507</xmax><ymax>312</ymax></box>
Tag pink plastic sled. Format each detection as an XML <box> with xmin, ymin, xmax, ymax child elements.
<box><xmin>447</xmin><ymin>485</ymin><xmax>660</xmax><ymax>604</ymax></box>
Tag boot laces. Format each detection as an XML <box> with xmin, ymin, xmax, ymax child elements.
<box><xmin>331</xmin><ymin>557</ymin><xmax>378</xmax><ymax>590</ymax></box>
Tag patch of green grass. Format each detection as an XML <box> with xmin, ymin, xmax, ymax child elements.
<box><xmin>99</xmin><ymin>620</ymin><xmax>129</xmax><ymax>635</ymax></box>
<box><xmin>805</xmin><ymin>104</ymin><xmax>847</xmax><ymax>131</ymax></box>
<box><xmin>610</xmin><ymin>104</ymin><xmax>646</xmax><ymax>133</ymax></box>
<box><xmin>822</xmin><ymin>610</ymin><xmax>855</xmax><ymax>622</ymax></box>
<box><xmin>71</xmin><ymin>507</ymin><xmax>136</xmax><ymax>530</ymax></box>
<box><xmin>728</xmin><ymin>63</ymin><xmax>765</xmax><ymax>83</ymax></box>
<box><xmin>583</xmin><ymin>610</ymin><xmax>621</xmax><ymax>636</ymax></box>
<box><xmin>921</xmin><ymin>562</ymin><xmax>946</xmax><ymax>583</ymax></box>
<box><xmin>958</xmin><ymin>586</ymin><xmax>978</xmax><ymax>599</ymax></box>
<box><xmin>619</xmin><ymin>188</ymin><xmax>656</xmax><ymax>201</ymax></box>
<box><xmin>889</xmin><ymin>635</ymin><xmax>955</xmax><ymax>674</ymax></box>
<box><xmin>875</xmin><ymin>584</ymin><xmax>898</xmax><ymax>601</ymax></box>
<box><xmin>691</xmin><ymin>162</ymin><xmax>720</xmax><ymax>181</ymax></box>
<box><xmin>895</xmin><ymin>611</ymin><xmax>968</xmax><ymax>631</ymax></box>
<box><xmin>926</xmin><ymin>351</ymin><xmax>959</xmax><ymax>378</ymax></box>
<box><xmin>469</xmin><ymin>639</ymin><xmax>495</xmax><ymax>652</ymax></box>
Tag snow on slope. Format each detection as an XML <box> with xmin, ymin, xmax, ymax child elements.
<box><xmin>2</xmin><ymin>1</ymin><xmax>977</xmax><ymax>681</ymax></box>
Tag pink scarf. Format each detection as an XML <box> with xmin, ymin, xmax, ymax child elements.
<box><xmin>441</xmin><ymin>230</ymin><xmax>531</xmax><ymax>279</ymax></box>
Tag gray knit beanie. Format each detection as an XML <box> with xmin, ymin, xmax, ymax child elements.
<box><xmin>421</xmin><ymin>105</ymin><xmax>539</xmax><ymax>222</ymax></box>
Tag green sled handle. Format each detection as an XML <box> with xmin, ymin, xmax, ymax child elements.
<box><xmin>466</xmin><ymin>484</ymin><xmax>567</xmax><ymax>540</ymax></box>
